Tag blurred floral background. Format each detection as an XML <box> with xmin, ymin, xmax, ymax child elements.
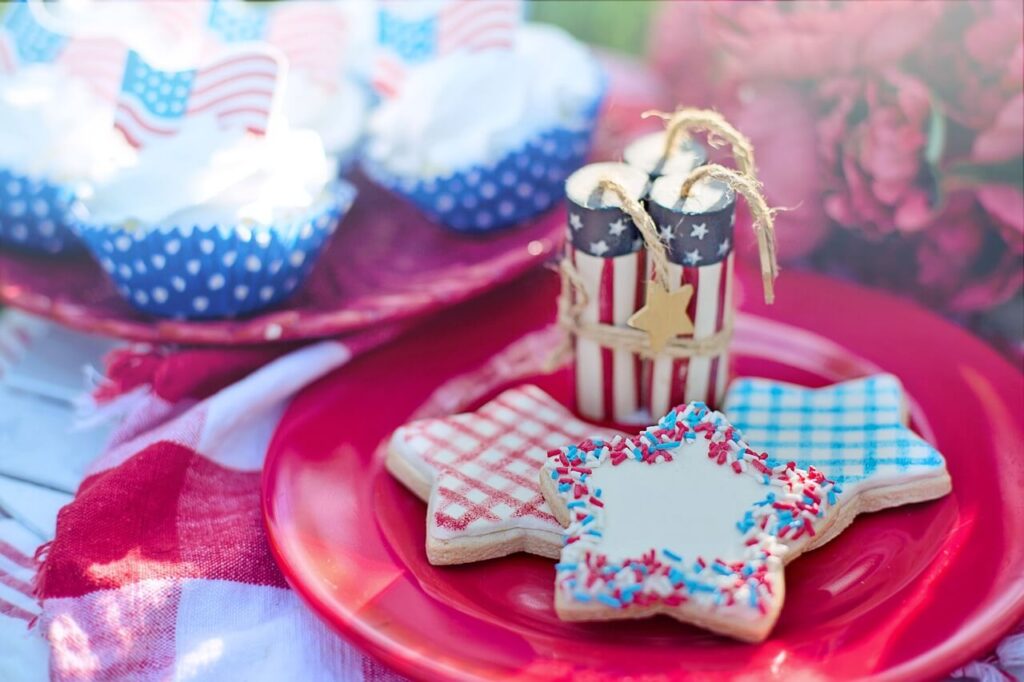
<box><xmin>538</xmin><ymin>0</ymin><xmax>1023</xmax><ymax>362</ymax></box>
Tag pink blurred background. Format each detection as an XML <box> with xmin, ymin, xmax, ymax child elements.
<box><xmin>545</xmin><ymin>0</ymin><xmax>1023</xmax><ymax>362</ymax></box>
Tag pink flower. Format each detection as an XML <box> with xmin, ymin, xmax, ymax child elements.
<box><xmin>918</xmin><ymin>0</ymin><xmax>1024</xmax><ymax>131</ymax></box>
<box><xmin>819</xmin><ymin>71</ymin><xmax>938</xmax><ymax>236</ymax></box>
<box><xmin>915</xmin><ymin>198</ymin><xmax>1023</xmax><ymax>313</ymax></box>
<box><xmin>970</xmin><ymin>93</ymin><xmax>1024</xmax><ymax>247</ymax></box>
<box><xmin>663</xmin><ymin>0</ymin><xmax>942</xmax><ymax>84</ymax></box>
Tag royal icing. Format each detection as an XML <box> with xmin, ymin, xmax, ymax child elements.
<box><xmin>389</xmin><ymin>385</ymin><xmax>622</xmax><ymax>541</ymax></box>
<box><xmin>724</xmin><ymin>374</ymin><xmax>947</xmax><ymax>489</ymax></box>
<box><xmin>544</xmin><ymin>402</ymin><xmax>842</xmax><ymax>621</ymax></box>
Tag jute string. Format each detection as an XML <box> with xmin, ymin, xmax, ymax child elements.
<box><xmin>642</xmin><ymin>108</ymin><xmax>756</xmax><ymax>178</ymax></box>
<box><xmin>680</xmin><ymin>164</ymin><xmax>778</xmax><ymax>304</ymax></box>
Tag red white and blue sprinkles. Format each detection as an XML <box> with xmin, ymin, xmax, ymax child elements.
<box><xmin>545</xmin><ymin>402</ymin><xmax>843</xmax><ymax>618</ymax></box>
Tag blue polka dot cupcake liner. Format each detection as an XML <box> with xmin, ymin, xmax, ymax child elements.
<box><xmin>0</xmin><ymin>168</ymin><xmax>83</xmax><ymax>255</ymax></box>
<box><xmin>72</xmin><ymin>180</ymin><xmax>356</xmax><ymax>320</ymax></box>
<box><xmin>363</xmin><ymin>86</ymin><xmax>605</xmax><ymax>234</ymax></box>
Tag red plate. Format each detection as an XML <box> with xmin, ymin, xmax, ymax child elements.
<box><xmin>262</xmin><ymin>266</ymin><xmax>1024</xmax><ymax>680</ymax></box>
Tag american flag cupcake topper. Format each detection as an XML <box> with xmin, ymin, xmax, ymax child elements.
<box><xmin>114</xmin><ymin>44</ymin><xmax>284</xmax><ymax>148</ymax></box>
<box><xmin>373</xmin><ymin>0</ymin><xmax>522</xmax><ymax>98</ymax></box>
<box><xmin>0</xmin><ymin>0</ymin><xmax>126</xmax><ymax>99</ymax></box>
<box><xmin>205</xmin><ymin>0</ymin><xmax>349</xmax><ymax>93</ymax></box>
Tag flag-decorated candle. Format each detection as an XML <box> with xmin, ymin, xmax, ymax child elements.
<box><xmin>644</xmin><ymin>172</ymin><xmax>736</xmax><ymax>416</ymax></box>
<box><xmin>565</xmin><ymin>162</ymin><xmax>650</xmax><ymax>424</ymax></box>
<box><xmin>622</xmin><ymin>131</ymin><xmax>707</xmax><ymax>180</ymax></box>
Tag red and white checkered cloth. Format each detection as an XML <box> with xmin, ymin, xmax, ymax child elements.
<box><xmin>26</xmin><ymin>328</ymin><xmax>409</xmax><ymax>682</ymax></box>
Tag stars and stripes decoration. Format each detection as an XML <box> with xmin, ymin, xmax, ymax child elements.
<box><xmin>114</xmin><ymin>46</ymin><xmax>282</xmax><ymax>148</ymax></box>
<box><xmin>0</xmin><ymin>1</ymin><xmax>126</xmax><ymax>100</ymax></box>
<box><xmin>206</xmin><ymin>0</ymin><xmax>348</xmax><ymax>91</ymax></box>
<box><xmin>373</xmin><ymin>0</ymin><xmax>522</xmax><ymax>97</ymax></box>
<box><xmin>645</xmin><ymin>186</ymin><xmax>737</xmax><ymax>415</ymax></box>
<box><xmin>567</xmin><ymin>194</ymin><xmax>647</xmax><ymax>424</ymax></box>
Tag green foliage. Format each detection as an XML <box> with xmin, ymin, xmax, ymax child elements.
<box><xmin>529</xmin><ymin>0</ymin><xmax>657</xmax><ymax>55</ymax></box>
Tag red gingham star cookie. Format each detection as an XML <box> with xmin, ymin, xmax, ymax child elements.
<box><xmin>386</xmin><ymin>385</ymin><xmax>623</xmax><ymax>564</ymax></box>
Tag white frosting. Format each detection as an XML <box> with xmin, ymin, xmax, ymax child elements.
<box><xmin>284</xmin><ymin>71</ymin><xmax>368</xmax><ymax>159</ymax></box>
<box><xmin>565</xmin><ymin>162</ymin><xmax>648</xmax><ymax>209</ymax></box>
<box><xmin>83</xmin><ymin>116</ymin><xmax>333</xmax><ymax>226</ymax></box>
<box><xmin>650</xmin><ymin>173</ymin><xmax>733</xmax><ymax>214</ymax></box>
<box><xmin>588</xmin><ymin>441</ymin><xmax>768</xmax><ymax>564</ymax></box>
<box><xmin>624</xmin><ymin>132</ymin><xmax>706</xmax><ymax>177</ymax></box>
<box><xmin>0</xmin><ymin>66</ymin><xmax>133</xmax><ymax>187</ymax></box>
<box><xmin>366</xmin><ymin>23</ymin><xmax>602</xmax><ymax>178</ymax></box>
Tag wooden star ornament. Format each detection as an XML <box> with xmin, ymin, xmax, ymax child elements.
<box><xmin>627</xmin><ymin>283</ymin><xmax>695</xmax><ymax>352</ymax></box>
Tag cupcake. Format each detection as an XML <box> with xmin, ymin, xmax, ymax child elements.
<box><xmin>363</xmin><ymin>24</ymin><xmax>605</xmax><ymax>234</ymax></box>
<box><xmin>0</xmin><ymin>66</ymin><xmax>132</xmax><ymax>254</ymax></box>
<box><xmin>73</xmin><ymin>117</ymin><xmax>355</xmax><ymax>320</ymax></box>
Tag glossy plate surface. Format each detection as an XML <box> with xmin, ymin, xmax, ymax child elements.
<box><xmin>263</xmin><ymin>267</ymin><xmax>1024</xmax><ymax>680</ymax></box>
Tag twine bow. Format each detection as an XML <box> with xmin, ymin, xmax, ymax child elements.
<box><xmin>642</xmin><ymin>108</ymin><xmax>756</xmax><ymax>177</ymax></box>
<box><xmin>680</xmin><ymin>164</ymin><xmax>779</xmax><ymax>304</ymax></box>
<box><xmin>551</xmin><ymin>107</ymin><xmax>777</xmax><ymax>369</ymax></box>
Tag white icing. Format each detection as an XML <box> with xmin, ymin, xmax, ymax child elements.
<box><xmin>82</xmin><ymin>117</ymin><xmax>334</xmax><ymax>226</ymax></box>
<box><xmin>283</xmin><ymin>67</ymin><xmax>369</xmax><ymax>160</ymax></box>
<box><xmin>590</xmin><ymin>441</ymin><xmax>768</xmax><ymax>564</ymax></box>
<box><xmin>365</xmin><ymin>23</ymin><xmax>601</xmax><ymax>178</ymax></box>
<box><xmin>565</xmin><ymin>162</ymin><xmax>648</xmax><ymax>209</ymax></box>
<box><xmin>650</xmin><ymin>173</ymin><xmax>733</xmax><ymax>214</ymax></box>
<box><xmin>624</xmin><ymin>132</ymin><xmax>706</xmax><ymax>177</ymax></box>
<box><xmin>0</xmin><ymin>66</ymin><xmax>133</xmax><ymax>187</ymax></box>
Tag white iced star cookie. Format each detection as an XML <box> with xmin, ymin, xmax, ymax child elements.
<box><xmin>386</xmin><ymin>385</ymin><xmax>622</xmax><ymax>564</ymax></box>
<box><xmin>724</xmin><ymin>374</ymin><xmax>951</xmax><ymax>504</ymax></box>
<box><xmin>538</xmin><ymin>402</ymin><xmax>950</xmax><ymax>642</ymax></box>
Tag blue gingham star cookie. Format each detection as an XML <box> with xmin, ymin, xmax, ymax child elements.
<box><xmin>724</xmin><ymin>374</ymin><xmax>950</xmax><ymax>497</ymax></box>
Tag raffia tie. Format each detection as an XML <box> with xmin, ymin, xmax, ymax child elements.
<box><xmin>642</xmin><ymin>108</ymin><xmax>757</xmax><ymax>178</ymax></box>
<box><xmin>680</xmin><ymin>164</ymin><xmax>779</xmax><ymax>304</ymax></box>
<box><xmin>549</xmin><ymin>177</ymin><xmax>734</xmax><ymax>368</ymax></box>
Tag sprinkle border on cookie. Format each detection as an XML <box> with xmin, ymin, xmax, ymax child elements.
<box><xmin>539</xmin><ymin>402</ymin><xmax>844</xmax><ymax>642</ymax></box>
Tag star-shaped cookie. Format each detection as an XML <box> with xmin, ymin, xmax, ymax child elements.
<box><xmin>724</xmin><ymin>374</ymin><xmax>951</xmax><ymax>505</ymax></box>
<box><xmin>538</xmin><ymin>401</ymin><xmax>951</xmax><ymax>642</ymax></box>
<box><xmin>386</xmin><ymin>385</ymin><xmax>623</xmax><ymax>565</ymax></box>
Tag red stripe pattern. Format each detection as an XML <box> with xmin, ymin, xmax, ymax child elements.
<box><xmin>573</xmin><ymin>248</ymin><xmax>647</xmax><ymax>423</ymax></box>
<box><xmin>114</xmin><ymin>47</ymin><xmax>282</xmax><ymax>148</ymax></box>
<box><xmin>0</xmin><ymin>521</ymin><xmax>40</xmax><ymax>624</ymax></box>
<box><xmin>267</xmin><ymin>2</ymin><xmax>348</xmax><ymax>91</ymax></box>
<box><xmin>373</xmin><ymin>0</ymin><xmax>521</xmax><ymax>97</ymax></box>
<box><xmin>647</xmin><ymin>256</ymin><xmax>734</xmax><ymax>418</ymax></box>
<box><xmin>392</xmin><ymin>385</ymin><xmax>621</xmax><ymax>538</ymax></box>
<box><xmin>57</xmin><ymin>36</ymin><xmax>127</xmax><ymax>102</ymax></box>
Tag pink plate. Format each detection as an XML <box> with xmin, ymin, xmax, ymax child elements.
<box><xmin>262</xmin><ymin>266</ymin><xmax>1024</xmax><ymax>680</ymax></box>
<box><xmin>0</xmin><ymin>176</ymin><xmax>564</xmax><ymax>345</ymax></box>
